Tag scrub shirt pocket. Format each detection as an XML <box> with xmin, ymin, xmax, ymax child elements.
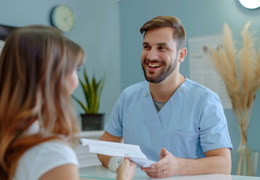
<box><xmin>172</xmin><ymin>131</ymin><xmax>199</xmax><ymax>159</ymax></box>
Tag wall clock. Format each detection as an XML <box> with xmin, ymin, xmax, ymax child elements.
<box><xmin>50</xmin><ymin>5</ymin><xmax>75</xmax><ymax>33</ymax></box>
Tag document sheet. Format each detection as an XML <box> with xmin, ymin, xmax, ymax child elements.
<box><xmin>80</xmin><ymin>138</ymin><xmax>155</xmax><ymax>167</ymax></box>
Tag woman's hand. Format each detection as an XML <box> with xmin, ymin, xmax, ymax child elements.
<box><xmin>116</xmin><ymin>157</ymin><xmax>136</xmax><ymax>180</ymax></box>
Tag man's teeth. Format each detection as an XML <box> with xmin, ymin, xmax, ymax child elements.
<box><xmin>148</xmin><ymin>63</ymin><xmax>160</xmax><ymax>68</ymax></box>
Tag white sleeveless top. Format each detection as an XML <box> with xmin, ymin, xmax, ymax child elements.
<box><xmin>13</xmin><ymin>122</ymin><xmax>78</xmax><ymax>180</ymax></box>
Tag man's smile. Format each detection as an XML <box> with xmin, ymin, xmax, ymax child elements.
<box><xmin>144</xmin><ymin>60</ymin><xmax>163</xmax><ymax>71</ymax></box>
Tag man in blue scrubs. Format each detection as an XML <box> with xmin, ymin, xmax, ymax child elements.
<box><xmin>98</xmin><ymin>16</ymin><xmax>232</xmax><ymax>178</ymax></box>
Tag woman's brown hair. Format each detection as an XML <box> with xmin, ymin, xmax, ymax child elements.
<box><xmin>0</xmin><ymin>25</ymin><xmax>85</xmax><ymax>179</ymax></box>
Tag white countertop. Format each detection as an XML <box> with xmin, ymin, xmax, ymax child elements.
<box><xmin>79</xmin><ymin>165</ymin><xmax>260</xmax><ymax>180</ymax></box>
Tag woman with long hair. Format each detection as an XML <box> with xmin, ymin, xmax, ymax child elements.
<box><xmin>0</xmin><ymin>25</ymin><xmax>135</xmax><ymax>180</ymax></box>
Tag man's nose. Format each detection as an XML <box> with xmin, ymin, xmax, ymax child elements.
<box><xmin>147</xmin><ymin>49</ymin><xmax>159</xmax><ymax>60</ymax></box>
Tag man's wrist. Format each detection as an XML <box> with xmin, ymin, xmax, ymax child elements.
<box><xmin>108</xmin><ymin>156</ymin><xmax>124</xmax><ymax>172</ymax></box>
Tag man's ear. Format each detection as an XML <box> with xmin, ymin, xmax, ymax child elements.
<box><xmin>178</xmin><ymin>47</ymin><xmax>187</xmax><ymax>63</ymax></box>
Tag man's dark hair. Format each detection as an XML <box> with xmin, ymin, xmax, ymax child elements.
<box><xmin>140</xmin><ymin>16</ymin><xmax>186</xmax><ymax>51</ymax></box>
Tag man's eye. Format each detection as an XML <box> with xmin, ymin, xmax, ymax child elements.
<box><xmin>158</xmin><ymin>46</ymin><xmax>167</xmax><ymax>51</ymax></box>
<box><xmin>143</xmin><ymin>46</ymin><xmax>150</xmax><ymax>50</ymax></box>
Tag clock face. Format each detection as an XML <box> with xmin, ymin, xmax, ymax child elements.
<box><xmin>51</xmin><ymin>5</ymin><xmax>75</xmax><ymax>32</ymax></box>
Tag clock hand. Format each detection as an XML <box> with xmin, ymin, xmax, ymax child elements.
<box><xmin>64</xmin><ymin>15</ymin><xmax>73</xmax><ymax>22</ymax></box>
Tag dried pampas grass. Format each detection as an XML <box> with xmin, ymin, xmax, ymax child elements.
<box><xmin>208</xmin><ymin>22</ymin><xmax>260</xmax><ymax>176</ymax></box>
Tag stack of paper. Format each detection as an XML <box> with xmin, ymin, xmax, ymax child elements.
<box><xmin>79</xmin><ymin>138</ymin><xmax>155</xmax><ymax>167</ymax></box>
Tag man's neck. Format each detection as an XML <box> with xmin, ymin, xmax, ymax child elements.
<box><xmin>149</xmin><ymin>73</ymin><xmax>185</xmax><ymax>102</ymax></box>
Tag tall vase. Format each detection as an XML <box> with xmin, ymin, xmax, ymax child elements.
<box><xmin>231</xmin><ymin>114</ymin><xmax>258</xmax><ymax>176</ymax></box>
<box><xmin>232</xmin><ymin>142</ymin><xmax>258</xmax><ymax>176</ymax></box>
<box><xmin>231</xmin><ymin>104</ymin><xmax>259</xmax><ymax>176</ymax></box>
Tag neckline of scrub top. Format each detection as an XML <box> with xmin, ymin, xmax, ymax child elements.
<box><xmin>143</xmin><ymin>77</ymin><xmax>189</xmax><ymax>130</ymax></box>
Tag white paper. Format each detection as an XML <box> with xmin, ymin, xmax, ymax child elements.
<box><xmin>80</xmin><ymin>138</ymin><xmax>155</xmax><ymax>167</ymax></box>
<box><xmin>188</xmin><ymin>35</ymin><xmax>232</xmax><ymax>109</ymax></box>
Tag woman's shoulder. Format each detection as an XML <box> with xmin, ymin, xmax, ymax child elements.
<box><xmin>14</xmin><ymin>140</ymin><xmax>78</xmax><ymax>180</ymax></box>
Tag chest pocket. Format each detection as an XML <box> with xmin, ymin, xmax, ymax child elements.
<box><xmin>172</xmin><ymin>131</ymin><xmax>199</xmax><ymax>159</ymax></box>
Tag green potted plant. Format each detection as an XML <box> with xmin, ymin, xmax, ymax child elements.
<box><xmin>72</xmin><ymin>68</ymin><xmax>105</xmax><ymax>131</ymax></box>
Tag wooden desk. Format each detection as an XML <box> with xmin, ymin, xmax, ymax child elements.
<box><xmin>79</xmin><ymin>165</ymin><xmax>260</xmax><ymax>180</ymax></box>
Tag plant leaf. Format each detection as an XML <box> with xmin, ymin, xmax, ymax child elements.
<box><xmin>72</xmin><ymin>67</ymin><xmax>105</xmax><ymax>114</ymax></box>
<box><xmin>71</xmin><ymin>95</ymin><xmax>89</xmax><ymax>113</ymax></box>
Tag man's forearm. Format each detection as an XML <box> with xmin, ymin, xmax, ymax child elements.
<box><xmin>97</xmin><ymin>154</ymin><xmax>112</xmax><ymax>168</ymax></box>
<box><xmin>97</xmin><ymin>131</ymin><xmax>123</xmax><ymax>168</ymax></box>
<box><xmin>176</xmin><ymin>155</ymin><xmax>231</xmax><ymax>175</ymax></box>
<box><xmin>175</xmin><ymin>148</ymin><xmax>231</xmax><ymax>175</ymax></box>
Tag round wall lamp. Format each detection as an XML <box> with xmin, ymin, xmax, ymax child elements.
<box><xmin>239</xmin><ymin>0</ymin><xmax>260</xmax><ymax>9</ymax></box>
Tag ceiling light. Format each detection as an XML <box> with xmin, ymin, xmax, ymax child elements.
<box><xmin>239</xmin><ymin>0</ymin><xmax>260</xmax><ymax>9</ymax></box>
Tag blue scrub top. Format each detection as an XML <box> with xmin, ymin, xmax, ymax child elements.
<box><xmin>105</xmin><ymin>78</ymin><xmax>233</xmax><ymax>161</ymax></box>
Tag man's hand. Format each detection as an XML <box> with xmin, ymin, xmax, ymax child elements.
<box><xmin>141</xmin><ymin>148</ymin><xmax>178</xmax><ymax>178</ymax></box>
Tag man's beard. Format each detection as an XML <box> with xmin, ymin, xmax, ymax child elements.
<box><xmin>142</xmin><ymin>58</ymin><xmax>177</xmax><ymax>83</ymax></box>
